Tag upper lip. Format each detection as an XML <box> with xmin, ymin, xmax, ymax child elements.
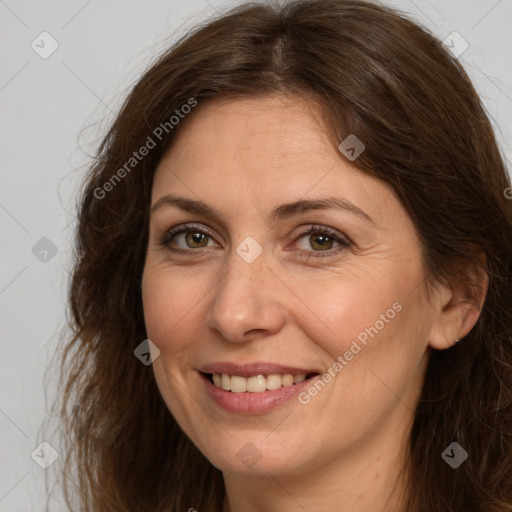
<box><xmin>198</xmin><ymin>362</ymin><xmax>320</xmax><ymax>378</ymax></box>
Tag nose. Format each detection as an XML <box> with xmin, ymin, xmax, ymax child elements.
<box><xmin>206</xmin><ymin>247</ymin><xmax>286</xmax><ymax>343</ymax></box>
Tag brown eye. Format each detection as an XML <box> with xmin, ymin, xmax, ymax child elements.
<box><xmin>308</xmin><ymin>233</ymin><xmax>335</xmax><ymax>251</ymax></box>
<box><xmin>293</xmin><ymin>225</ymin><xmax>351</xmax><ymax>258</ymax></box>
<box><xmin>161</xmin><ymin>224</ymin><xmax>218</xmax><ymax>251</ymax></box>
<box><xmin>184</xmin><ymin>231</ymin><xmax>209</xmax><ymax>248</ymax></box>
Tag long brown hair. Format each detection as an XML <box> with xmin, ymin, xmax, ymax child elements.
<box><xmin>55</xmin><ymin>0</ymin><xmax>512</xmax><ymax>510</ymax></box>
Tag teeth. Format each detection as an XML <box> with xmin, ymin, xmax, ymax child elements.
<box><xmin>221</xmin><ymin>373</ymin><xmax>231</xmax><ymax>391</ymax></box>
<box><xmin>210</xmin><ymin>372</ymin><xmax>310</xmax><ymax>392</ymax></box>
<box><xmin>247</xmin><ymin>375</ymin><xmax>266</xmax><ymax>392</ymax></box>
<box><xmin>230</xmin><ymin>375</ymin><xmax>247</xmax><ymax>393</ymax></box>
<box><xmin>266</xmin><ymin>374</ymin><xmax>282</xmax><ymax>391</ymax></box>
<box><xmin>282</xmin><ymin>374</ymin><xmax>294</xmax><ymax>387</ymax></box>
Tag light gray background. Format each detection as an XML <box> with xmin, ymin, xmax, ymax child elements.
<box><xmin>1</xmin><ymin>0</ymin><xmax>511</xmax><ymax>510</ymax></box>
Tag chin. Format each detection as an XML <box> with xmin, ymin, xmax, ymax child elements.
<box><xmin>197</xmin><ymin>431</ymin><xmax>311</xmax><ymax>477</ymax></box>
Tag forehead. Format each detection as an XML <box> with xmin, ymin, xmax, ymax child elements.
<box><xmin>161</xmin><ymin>95</ymin><xmax>334</xmax><ymax>174</ymax></box>
<box><xmin>152</xmin><ymin>94</ymin><xmax>392</xmax><ymax>224</ymax></box>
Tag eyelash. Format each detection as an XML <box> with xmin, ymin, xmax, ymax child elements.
<box><xmin>158</xmin><ymin>223</ymin><xmax>352</xmax><ymax>259</ymax></box>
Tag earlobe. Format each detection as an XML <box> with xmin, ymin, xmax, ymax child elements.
<box><xmin>427</xmin><ymin>256</ymin><xmax>488</xmax><ymax>350</ymax></box>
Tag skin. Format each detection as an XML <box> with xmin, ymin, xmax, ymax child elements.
<box><xmin>141</xmin><ymin>94</ymin><xmax>483</xmax><ymax>512</ymax></box>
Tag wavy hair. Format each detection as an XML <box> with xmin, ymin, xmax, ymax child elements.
<box><xmin>56</xmin><ymin>0</ymin><xmax>512</xmax><ymax>510</ymax></box>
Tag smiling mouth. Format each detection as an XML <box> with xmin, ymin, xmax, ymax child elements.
<box><xmin>203</xmin><ymin>372</ymin><xmax>319</xmax><ymax>393</ymax></box>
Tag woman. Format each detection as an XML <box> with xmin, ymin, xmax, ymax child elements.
<box><xmin>57</xmin><ymin>0</ymin><xmax>512</xmax><ymax>510</ymax></box>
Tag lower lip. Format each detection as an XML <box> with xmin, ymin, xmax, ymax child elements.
<box><xmin>200</xmin><ymin>372</ymin><xmax>318</xmax><ymax>414</ymax></box>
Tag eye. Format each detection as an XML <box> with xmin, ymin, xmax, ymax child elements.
<box><xmin>158</xmin><ymin>223</ymin><xmax>351</xmax><ymax>259</ymax></box>
<box><xmin>160</xmin><ymin>223</ymin><xmax>219</xmax><ymax>252</ymax></box>
<box><xmin>292</xmin><ymin>225</ymin><xmax>351</xmax><ymax>258</ymax></box>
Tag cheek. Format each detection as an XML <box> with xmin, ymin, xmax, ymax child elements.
<box><xmin>298</xmin><ymin>269</ymin><xmax>402</xmax><ymax>353</ymax></box>
<box><xmin>320</xmin><ymin>285</ymin><xmax>430</xmax><ymax>413</ymax></box>
<box><xmin>141</xmin><ymin>268</ymin><xmax>202</xmax><ymax>352</ymax></box>
<box><xmin>141</xmin><ymin>268</ymin><xmax>206</xmax><ymax>426</ymax></box>
<box><xmin>302</xmin><ymin>261</ymin><xmax>428</xmax><ymax>388</ymax></box>
<box><xmin>142</xmin><ymin>270</ymin><xmax>170</xmax><ymax>341</ymax></box>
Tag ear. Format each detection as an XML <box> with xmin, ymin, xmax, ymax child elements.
<box><xmin>427</xmin><ymin>254</ymin><xmax>488</xmax><ymax>350</ymax></box>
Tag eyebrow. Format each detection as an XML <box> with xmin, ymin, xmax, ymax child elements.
<box><xmin>150</xmin><ymin>195</ymin><xmax>375</xmax><ymax>225</ymax></box>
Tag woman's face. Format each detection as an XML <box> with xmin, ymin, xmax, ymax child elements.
<box><xmin>142</xmin><ymin>94</ymin><xmax>443</xmax><ymax>478</ymax></box>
